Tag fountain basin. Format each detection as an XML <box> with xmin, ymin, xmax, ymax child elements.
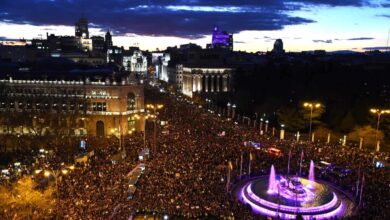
<box><xmin>239</xmin><ymin>176</ymin><xmax>354</xmax><ymax>219</ymax></box>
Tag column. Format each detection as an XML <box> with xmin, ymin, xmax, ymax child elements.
<box><xmin>192</xmin><ymin>75</ymin><xmax>196</xmax><ymax>92</ymax></box>
<box><xmin>205</xmin><ymin>75</ymin><xmax>209</xmax><ymax>92</ymax></box>
<box><xmin>223</xmin><ymin>75</ymin><xmax>228</xmax><ymax>92</ymax></box>
<box><xmin>227</xmin><ymin>75</ymin><xmax>231</xmax><ymax>92</ymax></box>
<box><xmin>183</xmin><ymin>75</ymin><xmax>187</xmax><ymax>93</ymax></box>
<box><xmin>198</xmin><ymin>75</ymin><xmax>203</xmax><ymax>92</ymax></box>
<box><xmin>216</xmin><ymin>75</ymin><xmax>220</xmax><ymax>92</ymax></box>
<box><xmin>210</xmin><ymin>75</ymin><xmax>214</xmax><ymax>92</ymax></box>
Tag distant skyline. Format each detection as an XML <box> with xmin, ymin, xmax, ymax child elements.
<box><xmin>0</xmin><ymin>0</ymin><xmax>389</xmax><ymax>52</ymax></box>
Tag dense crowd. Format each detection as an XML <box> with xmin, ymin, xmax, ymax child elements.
<box><xmin>1</xmin><ymin>88</ymin><xmax>389</xmax><ymax>219</ymax></box>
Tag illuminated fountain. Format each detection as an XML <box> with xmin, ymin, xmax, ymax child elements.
<box><xmin>267</xmin><ymin>165</ymin><xmax>276</xmax><ymax>194</ymax></box>
<box><xmin>238</xmin><ymin>162</ymin><xmax>355</xmax><ymax>219</ymax></box>
<box><xmin>307</xmin><ymin>160</ymin><xmax>315</xmax><ymax>189</ymax></box>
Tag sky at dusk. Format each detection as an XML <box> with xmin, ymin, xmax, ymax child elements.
<box><xmin>0</xmin><ymin>0</ymin><xmax>389</xmax><ymax>52</ymax></box>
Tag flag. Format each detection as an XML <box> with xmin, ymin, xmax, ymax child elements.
<box><xmin>228</xmin><ymin>161</ymin><xmax>233</xmax><ymax>170</ymax></box>
<box><xmin>359</xmin><ymin>174</ymin><xmax>364</xmax><ymax>207</ymax></box>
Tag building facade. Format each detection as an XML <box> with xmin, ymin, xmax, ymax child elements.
<box><xmin>123</xmin><ymin>50</ymin><xmax>147</xmax><ymax>75</ymax></box>
<box><xmin>177</xmin><ymin>64</ymin><xmax>233</xmax><ymax>97</ymax></box>
<box><xmin>0</xmin><ymin>77</ymin><xmax>145</xmax><ymax>137</ymax></box>
<box><xmin>208</xmin><ymin>26</ymin><xmax>233</xmax><ymax>51</ymax></box>
<box><xmin>152</xmin><ymin>52</ymin><xmax>170</xmax><ymax>82</ymax></box>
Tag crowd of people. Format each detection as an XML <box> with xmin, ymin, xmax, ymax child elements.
<box><xmin>1</xmin><ymin>87</ymin><xmax>389</xmax><ymax>219</ymax></box>
<box><xmin>127</xmin><ymin>90</ymin><xmax>389</xmax><ymax>219</ymax></box>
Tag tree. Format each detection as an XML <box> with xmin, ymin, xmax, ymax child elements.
<box><xmin>277</xmin><ymin>107</ymin><xmax>306</xmax><ymax>131</ymax></box>
<box><xmin>339</xmin><ymin>111</ymin><xmax>356</xmax><ymax>133</ymax></box>
<box><xmin>348</xmin><ymin>125</ymin><xmax>384</xmax><ymax>148</ymax></box>
<box><xmin>0</xmin><ymin>177</ymin><xmax>55</xmax><ymax>219</ymax></box>
<box><xmin>314</xmin><ymin>126</ymin><xmax>336</xmax><ymax>142</ymax></box>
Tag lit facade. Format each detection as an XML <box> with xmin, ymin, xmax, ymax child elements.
<box><xmin>177</xmin><ymin>64</ymin><xmax>233</xmax><ymax>97</ymax></box>
<box><xmin>0</xmin><ymin>77</ymin><xmax>145</xmax><ymax>136</ymax></box>
<box><xmin>210</xmin><ymin>26</ymin><xmax>233</xmax><ymax>51</ymax></box>
<box><xmin>80</xmin><ymin>38</ymin><xmax>93</xmax><ymax>52</ymax></box>
<box><xmin>152</xmin><ymin>52</ymin><xmax>170</xmax><ymax>82</ymax></box>
<box><xmin>123</xmin><ymin>50</ymin><xmax>147</xmax><ymax>75</ymax></box>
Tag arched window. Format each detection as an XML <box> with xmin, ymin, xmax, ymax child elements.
<box><xmin>127</xmin><ymin>92</ymin><xmax>136</xmax><ymax>111</ymax></box>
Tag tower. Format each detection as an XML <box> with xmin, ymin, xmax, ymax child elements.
<box><xmin>105</xmin><ymin>29</ymin><xmax>113</xmax><ymax>49</ymax></box>
<box><xmin>272</xmin><ymin>39</ymin><xmax>284</xmax><ymax>55</ymax></box>
<box><xmin>75</xmin><ymin>17</ymin><xmax>89</xmax><ymax>38</ymax></box>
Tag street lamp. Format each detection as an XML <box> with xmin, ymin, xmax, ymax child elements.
<box><xmin>146</xmin><ymin>104</ymin><xmax>164</xmax><ymax>153</ymax></box>
<box><xmin>232</xmin><ymin>104</ymin><xmax>236</xmax><ymax>119</ymax></box>
<box><xmin>227</xmin><ymin>102</ymin><xmax>231</xmax><ymax>118</ymax></box>
<box><xmin>370</xmin><ymin>108</ymin><xmax>390</xmax><ymax>151</ymax></box>
<box><xmin>280</xmin><ymin>124</ymin><xmax>285</xmax><ymax>140</ymax></box>
<box><xmin>303</xmin><ymin>102</ymin><xmax>322</xmax><ymax>142</ymax></box>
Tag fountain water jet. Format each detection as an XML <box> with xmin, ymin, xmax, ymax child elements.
<box><xmin>267</xmin><ymin>165</ymin><xmax>276</xmax><ymax>194</ymax></box>
<box><xmin>307</xmin><ymin>160</ymin><xmax>315</xmax><ymax>189</ymax></box>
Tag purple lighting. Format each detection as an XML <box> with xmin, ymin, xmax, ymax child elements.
<box><xmin>236</xmin><ymin>164</ymin><xmax>353</xmax><ymax>219</ymax></box>
<box><xmin>267</xmin><ymin>165</ymin><xmax>276</xmax><ymax>194</ymax></box>
<box><xmin>211</xmin><ymin>26</ymin><xmax>233</xmax><ymax>50</ymax></box>
<box><xmin>307</xmin><ymin>160</ymin><xmax>315</xmax><ymax>189</ymax></box>
<box><xmin>309</xmin><ymin>160</ymin><xmax>315</xmax><ymax>182</ymax></box>
<box><xmin>241</xmin><ymin>182</ymin><xmax>344</xmax><ymax>219</ymax></box>
<box><xmin>241</xmin><ymin>185</ymin><xmax>344</xmax><ymax>220</ymax></box>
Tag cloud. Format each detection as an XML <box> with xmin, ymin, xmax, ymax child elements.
<box><xmin>234</xmin><ymin>41</ymin><xmax>246</xmax><ymax>44</ymax></box>
<box><xmin>288</xmin><ymin>0</ymin><xmax>370</xmax><ymax>7</ymax></box>
<box><xmin>0</xmin><ymin>0</ymin><xmax>383</xmax><ymax>39</ymax></box>
<box><xmin>347</xmin><ymin>37</ymin><xmax>374</xmax><ymax>40</ymax></box>
<box><xmin>381</xmin><ymin>3</ymin><xmax>390</xmax><ymax>7</ymax></box>
<box><xmin>313</xmin><ymin>39</ymin><xmax>333</xmax><ymax>43</ymax></box>
<box><xmin>378</xmin><ymin>14</ymin><xmax>390</xmax><ymax>18</ymax></box>
<box><xmin>362</xmin><ymin>46</ymin><xmax>390</xmax><ymax>50</ymax></box>
<box><xmin>335</xmin><ymin>37</ymin><xmax>375</xmax><ymax>41</ymax></box>
<box><xmin>0</xmin><ymin>36</ymin><xmax>17</xmax><ymax>41</ymax></box>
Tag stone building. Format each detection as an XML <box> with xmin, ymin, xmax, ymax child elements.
<box><xmin>177</xmin><ymin>64</ymin><xmax>233</xmax><ymax>97</ymax></box>
<box><xmin>0</xmin><ymin>76</ymin><xmax>144</xmax><ymax>137</ymax></box>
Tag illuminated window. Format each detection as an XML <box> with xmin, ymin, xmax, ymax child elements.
<box><xmin>127</xmin><ymin>92</ymin><xmax>136</xmax><ymax>111</ymax></box>
<box><xmin>128</xmin><ymin>116</ymin><xmax>136</xmax><ymax>131</ymax></box>
<box><xmin>92</xmin><ymin>102</ymin><xmax>106</xmax><ymax>112</ymax></box>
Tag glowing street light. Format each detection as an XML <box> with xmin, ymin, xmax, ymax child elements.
<box><xmin>44</xmin><ymin>170</ymin><xmax>51</xmax><ymax>177</ymax></box>
<box><xmin>303</xmin><ymin>102</ymin><xmax>322</xmax><ymax>142</ymax></box>
<box><xmin>370</xmin><ymin>108</ymin><xmax>390</xmax><ymax>151</ymax></box>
